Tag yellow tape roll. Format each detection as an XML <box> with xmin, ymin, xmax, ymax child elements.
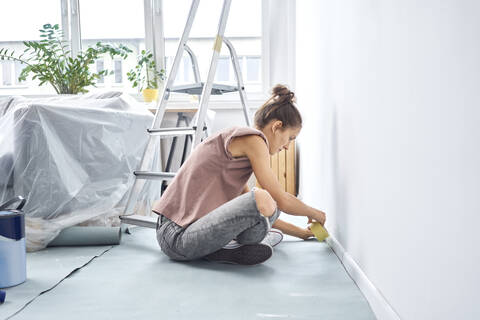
<box><xmin>310</xmin><ymin>222</ymin><xmax>329</xmax><ymax>242</ymax></box>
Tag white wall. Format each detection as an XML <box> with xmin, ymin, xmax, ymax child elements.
<box><xmin>263</xmin><ymin>0</ymin><xmax>296</xmax><ymax>90</ymax></box>
<box><xmin>296</xmin><ymin>1</ymin><xmax>480</xmax><ymax>319</ymax></box>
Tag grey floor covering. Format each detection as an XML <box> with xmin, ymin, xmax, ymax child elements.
<box><xmin>1</xmin><ymin>245</ymin><xmax>113</xmax><ymax>319</ymax></box>
<box><xmin>1</xmin><ymin>218</ymin><xmax>376</xmax><ymax>320</ymax></box>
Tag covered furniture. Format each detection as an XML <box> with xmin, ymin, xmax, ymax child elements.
<box><xmin>0</xmin><ymin>92</ymin><xmax>161</xmax><ymax>251</ymax></box>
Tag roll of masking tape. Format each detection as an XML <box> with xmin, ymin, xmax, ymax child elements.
<box><xmin>47</xmin><ymin>226</ymin><xmax>122</xmax><ymax>247</ymax></box>
<box><xmin>310</xmin><ymin>222</ymin><xmax>329</xmax><ymax>242</ymax></box>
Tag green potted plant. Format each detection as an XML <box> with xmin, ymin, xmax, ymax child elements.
<box><xmin>0</xmin><ymin>23</ymin><xmax>132</xmax><ymax>94</ymax></box>
<box><xmin>127</xmin><ymin>49</ymin><xmax>165</xmax><ymax>102</ymax></box>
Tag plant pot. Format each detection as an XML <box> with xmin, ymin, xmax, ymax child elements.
<box><xmin>142</xmin><ymin>88</ymin><xmax>158</xmax><ymax>102</ymax></box>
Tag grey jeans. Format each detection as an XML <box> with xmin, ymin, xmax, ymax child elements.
<box><xmin>156</xmin><ymin>189</ymin><xmax>281</xmax><ymax>261</ymax></box>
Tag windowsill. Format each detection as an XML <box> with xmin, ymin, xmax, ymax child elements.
<box><xmin>131</xmin><ymin>91</ymin><xmax>267</xmax><ymax>110</ymax></box>
<box><xmin>0</xmin><ymin>85</ymin><xmax>29</xmax><ymax>89</ymax></box>
<box><xmin>0</xmin><ymin>91</ymin><xmax>267</xmax><ymax>110</ymax></box>
<box><xmin>142</xmin><ymin>99</ymin><xmax>265</xmax><ymax>111</ymax></box>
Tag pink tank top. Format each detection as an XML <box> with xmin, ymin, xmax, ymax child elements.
<box><xmin>152</xmin><ymin>126</ymin><xmax>269</xmax><ymax>227</ymax></box>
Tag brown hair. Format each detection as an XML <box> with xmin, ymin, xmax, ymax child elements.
<box><xmin>254</xmin><ymin>84</ymin><xmax>302</xmax><ymax>130</ymax></box>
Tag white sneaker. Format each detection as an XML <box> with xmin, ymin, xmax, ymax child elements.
<box><xmin>225</xmin><ymin>229</ymin><xmax>283</xmax><ymax>249</ymax></box>
<box><xmin>262</xmin><ymin>229</ymin><xmax>283</xmax><ymax>247</ymax></box>
<box><xmin>223</xmin><ymin>240</ymin><xmax>243</xmax><ymax>249</ymax></box>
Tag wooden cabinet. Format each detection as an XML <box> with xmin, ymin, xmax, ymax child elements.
<box><xmin>256</xmin><ymin>141</ymin><xmax>297</xmax><ymax>196</ymax></box>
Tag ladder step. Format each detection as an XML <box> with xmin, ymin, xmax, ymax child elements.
<box><xmin>122</xmin><ymin>0</ymin><xmax>251</xmax><ymax>219</ymax></box>
<box><xmin>134</xmin><ymin>171</ymin><xmax>176</xmax><ymax>180</ymax></box>
<box><xmin>147</xmin><ymin>127</ymin><xmax>196</xmax><ymax>136</ymax></box>
<box><xmin>120</xmin><ymin>214</ymin><xmax>158</xmax><ymax>229</ymax></box>
<box><xmin>169</xmin><ymin>82</ymin><xmax>239</xmax><ymax>95</ymax></box>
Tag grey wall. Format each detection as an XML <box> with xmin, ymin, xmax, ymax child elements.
<box><xmin>296</xmin><ymin>1</ymin><xmax>480</xmax><ymax>319</ymax></box>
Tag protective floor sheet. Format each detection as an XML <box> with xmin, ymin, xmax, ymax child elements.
<box><xmin>5</xmin><ymin>226</ymin><xmax>376</xmax><ymax>320</ymax></box>
<box><xmin>0</xmin><ymin>245</ymin><xmax>113</xmax><ymax>319</ymax></box>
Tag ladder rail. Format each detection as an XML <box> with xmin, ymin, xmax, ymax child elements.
<box><xmin>122</xmin><ymin>0</ymin><xmax>200</xmax><ymax>216</ymax></box>
<box><xmin>184</xmin><ymin>44</ymin><xmax>202</xmax><ymax>128</ymax></box>
<box><xmin>122</xmin><ymin>0</ymin><xmax>253</xmax><ymax>225</ymax></box>
<box><xmin>191</xmin><ymin>0</ymin><xmax>232</xmax><ymax>151</ymax></box>
<box><xmin>223</xmin><ymin>37</ymin><xmax>251</xmax><ymax>127</ymax></box>
<box><xmin>152</xmin><ymin>0</ymin><xmax>200</xmax><ymax>130</ymax></box>
<box><xmin>184</xmin><ymin>44</ymin><xmax>202</xmax><ymax>83</ymax></box>
<box><xmin>134</xmin><ymin>171</ymin><xmax>176</xmax><ymax>180</ymax></box>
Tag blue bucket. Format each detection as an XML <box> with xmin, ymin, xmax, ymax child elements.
<box><xmin>0</xmin><ymin>196</ymin><xmax>26</xmax><ymax>288</ymax></box>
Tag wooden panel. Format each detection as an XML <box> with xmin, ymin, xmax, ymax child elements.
<box><xmin>278</xmin><ymin>148</ymin><xmax>286</xmax><ymax>190</ymax></box>
<box><xmin>271</xmin><ymin>150</ymin><xmax>279</xmax><ymax>180</ymax></box>
<box><xmin>286</xmin><ymin>141</ymin><xmax>296</xmax><ymax>195</ymax></box>
<box><xmin>255</xmin><ymin>141</ymin><xmax>296</xmax><ymax>196</ymax></box>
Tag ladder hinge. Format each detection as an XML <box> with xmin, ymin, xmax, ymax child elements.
<box><xmin>192</xmin><ymin>125</ymin><xmax>208</xmax><ymax>131</ymax></box>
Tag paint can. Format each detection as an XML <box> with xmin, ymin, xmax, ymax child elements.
<box><xmin>0</xmin><ymin>196</ymin><xmax>26</xmax><ymax>288</ymax></box>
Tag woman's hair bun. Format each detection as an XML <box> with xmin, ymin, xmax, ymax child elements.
<box><xmin>254</xmin><ymin>83</ymin><xmax>302</xmax><ymax>130</ymax></box>
<box><xmin>272</xmin><ymin>84</ymin><xmax>295</xmax><ymax>103</ymax></box>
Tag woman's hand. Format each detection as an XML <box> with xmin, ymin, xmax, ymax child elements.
<box><xmin>299</xmin><ymin>227</ymin><xmax>315</xmax><ymax>240</ymax></box>
<box><xmin>308</xmin><ymin>209</ymin><xmax>326</xmax><ymax>225</ymax></box>
<box><xmin>273</xmin><ymin>218</ymin><xmax>317</xmax><ymax>240</ymax></box>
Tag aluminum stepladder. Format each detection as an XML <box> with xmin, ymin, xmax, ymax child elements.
<box><xmin>120</xmin><ymin>0</ymin><xmax>252</xmax><ymax>228</ymax></box>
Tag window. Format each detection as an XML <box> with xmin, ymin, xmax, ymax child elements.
<box><xmin>114</xmin><ymin>60</ymin><xmax>123</xmax><ymax>84</ymax></box>
<box><xmin>183</xmin><ymin>57</ymin><xmax>193</xmax><ymax>83</ymax></box>
<box><xmin>2</xmin><ymin>62</ymin><xmax>13</xmax><ymax>86</ymax></box>
<box><xmin>79</xmin><ymin>0</ymin><xmax>145</xmax><ymax>91</ymax></box>
<box><xmin>0</xmin><ymin>0</ymin><xmax>267</xmax><ymax>97</ymax></box>
<box><xmin>216</xmin><ymin>57</ymin><xmax>230</xmax><ymax>82</ymax></box>
<box><xmin>0</xmin><ymin>1</ymin><xmax>61</xmax><ymax>42</ymax></box>
<box><xmin>96</xmin><ymin>60</ymin><xmax>105</xmax><ymax>84</ymax></box>
<box><xmin>246</xmin><ymin>56</ymin><xmax>261</xmax><ymax>82</ymax></box>
<box><xmin>0</xmin><ymin>0</ymin><xmax>60</xmax><ymax>93</ymax></box>
<box><xmin>166</xmin><ymin>56</ymin><xmax>198</xmax><ymax>84</ymax></box>
<box><xmin>210</xmin><ymin>55</ymin><xmax>261</xmax><ymax>85</ymax></box>
<box><xmin>14</xmin><ymin>61</ymin><xmax>25</xmax><ymax>85</ymax></box>
<box><xmin>163</xmin><ymin>0</ymin><xmax>262</xmax><ymax>93</ymax></box>
<box><xmin>165</xmin><ymin>56</ymin><xmax>172</xmax><ymax>76</ymax></box>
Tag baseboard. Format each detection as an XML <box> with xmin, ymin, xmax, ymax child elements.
<box><xmin>326</xmin><ymin>234</ymin><xmax>401</xmax><ymax>320</ymax></box>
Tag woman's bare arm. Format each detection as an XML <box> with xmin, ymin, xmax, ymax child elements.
<box><xmin>239</xmin><ymin>164</ymin><xmax>314</xmax><ymax>239</ymax></box>
<box><xmin>244</xmin><ymin>183</ymin><xmax>313</xmax><ymax>239</ymax></box>
<box><xmin>241</xmin><ymin>135</ymin><xmax>326</xmax><ymax>224</ymax></box>
<box><xmin>273</xmin><ymin>218</ymin><xmax>313</xmax><ymax>240</ymax></box>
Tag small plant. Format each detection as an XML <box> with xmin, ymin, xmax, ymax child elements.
<box><xmin>127</xmin><ymin>50</ymin><xmax>165</xmax><ymax>91</ymax></box>
<box><xmin>0</xmin><ymin>23</ymin><xmax>132</xmax><ymax>94</ymax></box>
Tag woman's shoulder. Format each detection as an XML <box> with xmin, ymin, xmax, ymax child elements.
<box><xmin>222</xmin><ymin>126</ymin><xmax>267</xmax><ymax>146</ymax></box>
<box><xmin>222</xmin><ymin>126</ymin><xmax>266</xmax><ymax>140</ymax></box>
<box><xmin>224</xmin><ymin>126</ymin><xmax>269</xmax><ymax>159</ymax></box>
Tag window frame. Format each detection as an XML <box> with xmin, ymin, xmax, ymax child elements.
<box><xmin>1</xmin><ymin>61</ymin><xmax>13</xmax><ymax>87</ymax></box>
<box><xmin>0</xmin><ymin>0</ymin><xmax>280</xmax><ymax>109</ymax></box>
<box><xmin>96</xmin><ymin>59</ymin><xmax>105</xmax><ymax>84</ymax></box>
<box><xmin>244</xmin><ymin>55</ymin><xmax>262</xmax><ymax>83</ymax></box>
<box><xmin>156</xmin><ymin>0</ymin><xmax>268</xmax><ymax>105</ymax></box>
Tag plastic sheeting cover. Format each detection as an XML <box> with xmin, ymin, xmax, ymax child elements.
<box><xmin>0</xmin><ymin>92</ymin><xmax>162</xmax><ymax>251</ymax></box>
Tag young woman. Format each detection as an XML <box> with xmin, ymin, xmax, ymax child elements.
<box><xmin>153</xmin><ymin>84</ymin><xmax>327</xmax><ymax>265</ymax></box>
